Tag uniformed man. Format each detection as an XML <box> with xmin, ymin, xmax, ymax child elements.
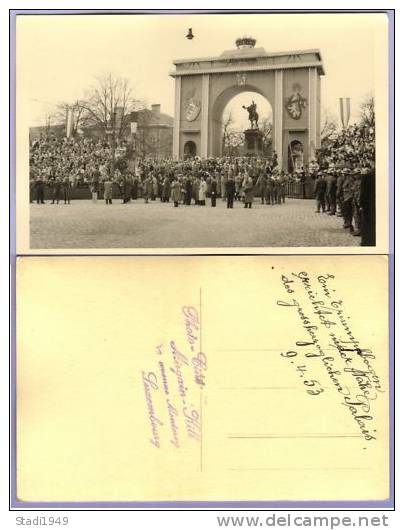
<box><xmin>313</xmin><ymin>172</ymin><xmax>327</xmax><ymax>213</ymax></box>
<box><xmin>62</xmin><ymin>175</ymin><xmax>71</xmax><ymax>205</ymax></box>
<box><xmin>325</xmin><ymin>167</ymin><xmax>337</xmax><ymax>215</ymax></box>
<box><xmin>210</xmin><ymin>173</ymin><xmax>218</xmax><ymax>207</ymax></box>
<box><xmin>51</xmin><ymin>176</ymin><xmax>62</xmax><ymax>205</ymax></box>
<box><xmin>226</xmin><ymin>175</ymin><xmax>236</xmax><ymax>209</ymax></box>
<box><xmin>35</xmin><ymin>174</ymin><xmax>46</xmax><ymax>204</ymax></box>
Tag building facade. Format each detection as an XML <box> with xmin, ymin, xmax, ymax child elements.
<box><xmin>171</xmin><ymin>37</ymin><xmax>324</xmax><ymax>169</ymax></box>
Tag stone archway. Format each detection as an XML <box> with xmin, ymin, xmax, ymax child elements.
<box><xmin>184</xmin><ymin>140</ymin><xmax>197</xmax><ymax>158</ymax></box>
<box><xmin>171</xmin><ymin>36</ymin><xmax>324</xmax><ymax>168</ymax></box>
<box><xmin>210</xmin><ymin>85</ymin><xmax>273</xmax><ymax>158</ymax></box>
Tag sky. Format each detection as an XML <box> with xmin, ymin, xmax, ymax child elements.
<box><xmin>16</xmin><ymin>12</ymin><xmax>387</xmax><ymax>127</ymax></box>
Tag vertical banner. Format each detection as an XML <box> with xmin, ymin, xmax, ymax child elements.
<box><xmin>339</xmin><ymin>97</ymin><xmax>351</xmax><ymax>129</ymax></box>
<box><xmin>65</xmin><ymin>107</ymin><xmax>72</xmax><ymax>138</ymax></box>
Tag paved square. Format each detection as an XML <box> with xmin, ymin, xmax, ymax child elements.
<box><xmin>30</xmin><ymin>198</ymin><xmax>360</xmax><ymax>249</ymax></box>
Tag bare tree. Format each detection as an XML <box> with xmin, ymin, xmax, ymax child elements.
<box><xmin>222</xmin><ymin>111</ymin><xmax>234</xmax><ymax>154</ymax></box>
<box><xmin>79</xmin><ymin>73</ymin><xmax>140</xmax><ymax>139</ymax></box>
<box><xmin>225</xmin><ymin>130</ymin><xmax>244</xmax><ymax>157</ymax></box>
<box><xmin>320</xmin><ymin>108</ymin><xmax>338</xmax><ymax>142</ymax></box>
<box><xmin>50</xmin><ymin>100</ymin><xmax>87</xmax><ymax>137</ymax></box>
<box><xmin>359</xmin><ymin>94</ymin><xmax>375</xmax><ymax>129</ymax></box>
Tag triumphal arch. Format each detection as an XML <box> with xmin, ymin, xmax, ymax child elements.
<box><xmin>171</xmin><ymin>37</ymin><xmax>325</xmax><ymax>169</ymax></box>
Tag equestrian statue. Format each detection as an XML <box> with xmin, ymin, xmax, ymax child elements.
<box><xmin>242</xmin><ymin>100</ymin><xmax>259</xmax><ymax>129</ymax></box>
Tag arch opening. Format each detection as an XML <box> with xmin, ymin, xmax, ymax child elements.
<box><xmin>210</xmin><ymin>87</ymin><xmax>273</xmax><ymax>158</ymax></box>
<box><xmin>184</xmin><ymin>140</ymin><xmax>197</xmax><ymax>159</ymax></box>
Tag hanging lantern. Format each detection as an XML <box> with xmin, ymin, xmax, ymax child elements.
<box><xmin>186</xmin><ymin>28</ymin><xmax>194</xmax><ymax>40</ymax></box>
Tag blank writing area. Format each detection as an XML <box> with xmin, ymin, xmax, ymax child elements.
<box><xmin>16</xmin><ymin>256</ymin><xmax>389</xmax><ymax>502</ymax></box>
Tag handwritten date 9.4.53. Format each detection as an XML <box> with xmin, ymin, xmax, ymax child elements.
<box><xmin>281</xmin><ymin>345</ymin><xmax>324</xmax><ymax>396</ymax></box>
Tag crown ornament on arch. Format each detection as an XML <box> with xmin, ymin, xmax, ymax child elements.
<box><xmin>235</xmin><ymin>36</ymin><xmax>257</xmax><ymax>49</ymax></box>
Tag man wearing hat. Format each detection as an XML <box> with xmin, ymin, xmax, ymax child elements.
<box><xmin>226</xmin><ymin>175</ymin><xmax>236</xmax><ymax>209</ymax></box>
<box><xmin>325</xmin><ymin>166</ymin><xmax>337</xmax><ymax>215</ymax></box>
<box><xmin>35</xmin><ymin>173</ymin><xmax>46</xmax><ymax>204</ymax></box>
<box><xmin>313</xmin><ymin>171</ymin><xmax>327</xmax><ymax>213</ymax></box>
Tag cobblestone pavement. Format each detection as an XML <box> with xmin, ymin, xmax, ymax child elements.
<box><xmin>30</xmin><ymin>198</ymin><xmax>360</xmax><ymax>249</ymax></box>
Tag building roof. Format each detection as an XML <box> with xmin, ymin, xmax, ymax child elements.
<box><xmin>171</xmin><ymin>46</ymin><xmax>325</xmax><ymax>76</ymax></box>
<box><xmin>139</xmin><ymin>109</ymin><xmax>173</xmax><ymax>128</ymax></box>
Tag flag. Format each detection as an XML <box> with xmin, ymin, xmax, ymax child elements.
<box><xmin>66</xmin><ymin>107</ymin><xmax>74</xmax><ymax>138</ymax></box>
<box><xmin>339</xmin><ymin>97</ymin><xmax>351</xmax><ymax>129</ymax></box>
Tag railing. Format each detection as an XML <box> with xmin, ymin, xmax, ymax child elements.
<box><xmin>287</xmin><ymin>181</ymin><xmax>306</xmax><ymax>199</ymax></box>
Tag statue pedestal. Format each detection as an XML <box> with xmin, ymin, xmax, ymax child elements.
<box><xmin>244</xmin><ymin>129</ymin><xmax>264</xmax><ymax>157</ymax></box>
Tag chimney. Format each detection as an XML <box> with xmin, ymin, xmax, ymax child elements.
<box><xmin>151</xmin><ymin>104</ymin><xmax>161</xmax><ymax>117</ymax></box>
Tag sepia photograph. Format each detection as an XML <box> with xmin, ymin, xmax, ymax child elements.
<box><xmin>14</xmin><ymin>11</ymin><xmax>389</xmax><ymax>252</ymax></box>
<box><xmin>8</xmin><ymin>7</ymin><xmax>395</xmax><ymax>513</ymax></box>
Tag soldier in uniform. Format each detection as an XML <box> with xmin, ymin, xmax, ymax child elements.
<box><xmin>122</xmin><ymin>175</ymin><xmax>132</xmax><ymax>204</ymax></box>
<box><xmin>51</xmin><ymin>176</ymin><xmax>62</xmax><ymax>205</ymax></box>
<box><xmin>35</xmin><ymin>174</ymin><xmax>46</xmax><ymax>204</ymax></box>
<box><xmin>226</xmin><ymin>175</ymin><xmax>236</xmax><ymax>209</ymax></box>
<box><xmin>210</xmin><ymin>173</ymin><xmax>218</xmax><ymax>207</ymax></box>
<box><xmin>325</xmin><ymin>168</ymin><xmax>337</xmax><ymax>215</ymax></box>
<box><xmin>62</xmin><ymin>175</ymin><xmax>71</xmax><ymax>205</ymax></box>
<box><xmin>256</xmin><ymin>172</ymin><xmax>267</xmax><ymax>205</ymax></box>
<box><xmin>314</xmin><ymin>172</ymin><xmax>327</xmax><ymax>213</ymax></box>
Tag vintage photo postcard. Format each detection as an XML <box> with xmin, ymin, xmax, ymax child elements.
<box><xmin>12</xmin><ymin>11</ymin><xmax>391</xmax><ymax>254</ymax></box>
<box><xmin>13</xmin><ymin>255</ymin><xmax>391</xmax><ymax>507</ymax></box>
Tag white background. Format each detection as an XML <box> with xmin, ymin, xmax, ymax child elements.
<box><xmin>1</xmin><ymin>1</ymin><xmax>401</xmax><ymax>528</ymax></box>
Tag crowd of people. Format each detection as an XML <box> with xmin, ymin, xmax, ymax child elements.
<box><xmin>29</xmin><ymin>124</ymin><xmax>376</xmax><ymax>245</ymax></box>
<box><xmin>30</xmin><ymin>137</ymin><xmax>297</xmax><ymax>209</ymax></box>
<box><xmin>309</xmin><ymin>123</ymin><xmax>376</xmax><ymax>245</ymax></box>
